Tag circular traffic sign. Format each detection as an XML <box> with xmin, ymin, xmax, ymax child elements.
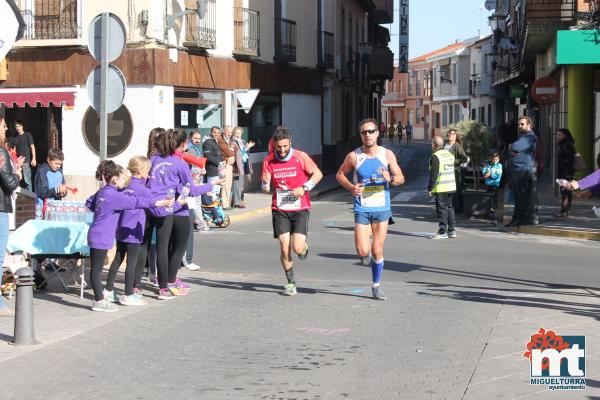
<box><xmin>531</xmin><ymin>77</ymin><xmax>560</xmax><ymax>105</ymax></box>
<box><xmin>86</xmin><ymin>64</ymin><xmax>127</xmax><ymax>113</ymax></box>
<box><xmin>87</xmin><ymin>13</ymin><xmax>126</xmax><ymax>62</ymax></box>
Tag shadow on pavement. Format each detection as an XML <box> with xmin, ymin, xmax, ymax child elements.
<box><xmin>185</xmin><ymin>277</ymin><xmax>372</xmax><ymax>299</ymax></box>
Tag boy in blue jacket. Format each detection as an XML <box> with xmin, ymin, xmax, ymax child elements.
<box><xmin>482</xmin><ymin>152</ymin><xmax>503</xmax><ymax>217</ymax></box>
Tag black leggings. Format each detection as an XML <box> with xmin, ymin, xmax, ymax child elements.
<box><xmin>155</xmin><ymin>215</ymin><xmax>191</xmax><ymax>288</ymax></box>
<box><xmin>135</xmin><ymin>217</ymin><xmax>155</xmax><ymax>290</ymax></box>
<box><xmin>105</xmin><ymin>241</ymin><xmax>141</xmax><ymax>296</ymax></box>
<box><xmin>90</xmin><ymin>248</ymin><xmax>109</xmax><ymax>302</ymax></box>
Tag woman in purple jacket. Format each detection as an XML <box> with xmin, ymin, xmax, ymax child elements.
<box><xmin>147</xmin><ymin>129</ymin><xmax>215</xmax><ymax>300</ymax></box>
<box><xmin>86</xmin><ymin>160</ymin><xmax>172</xmax><ymax>312</ymax></box>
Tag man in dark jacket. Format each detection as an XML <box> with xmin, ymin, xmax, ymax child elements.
<box><xmin>202</xmin><ymin>126</ymin><xmax>224</xmax><ymax>196</ymax></box>
<box><xmin>506</xmin><ymin>116</ymin><xmax>537</xmax><ymax>227</ymax></box>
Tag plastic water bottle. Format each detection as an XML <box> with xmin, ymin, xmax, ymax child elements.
<box><xmin>556</xmin><ymin>179</ymin><xmax>569</xmax><ymax>187</ymax></box>
<box><xmin>178</xmin><ymin>183</ymin><xmax>191</xmax><ymax>203</ymax></box>
<box><xmin>35</xmin><ymin>203</ymin><xmax>43</xmax><ymax>220</ymax></box>
<box><xmin>165</xmin><ymin>189</ymin><xmax>175</xmax><ymax>213</ymax></box>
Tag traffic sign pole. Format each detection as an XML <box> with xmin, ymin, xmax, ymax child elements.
<box><xmin>99</xmin><ymin>12</ymin><xmax>109</xmax><ymax>161</ymax></box>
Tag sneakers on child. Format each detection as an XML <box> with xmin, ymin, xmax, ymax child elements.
<box><xmin>119</xmin><ymin>294</ymin><xmax>147</xmax><ymax>306</ymax></box>
<box><xmin>157</xmin><ymin>288</ymin><xmax>175</xmax><ymax>300</ymax></box>
<box><xmin>150</xmin><ymin>277</ymin><xmax>159</xmax><ymax>288</ymax></box>
<box><xmin>103</xmin><ymin>289</ymin><xmax>118</xmax><ymax>303</ymax></box>
<box><xmin>168</xmin><ymin>284</ymin><xmax>188</xmax><ymax>296</ymax></box>
<box><xmin>91</xmin><ymin>299</ymin><xmax>119</xmax><ymax>312</ymax></box>
<box><xmin>448</xmin><ymin>230</ymin><xmax>457</xmax><ymax>238</ymax></box>
<box><xmin>132</xmin><ymin>288</ymin><xmax>143</xmax><ymax>299</ymax></box>
<box><xmin>174</xmin><ymin>278</ymin><xmax>191</xmax><ymax>289</ymax></box>
<box><xmin>282</xmin><ymin>283</ymin><xmax>297</xmax><ymax>296</ymax></box>
<box><xmin>298</xmin><ymin>244</ymin><xmax>309</xmax><ymax>260</ymax></box>
<box><xmin>372</xmin><ymin>286</ymin><xmax>387</xmax><ymax>300</ymax></box>
<box><xmin>432</xmin><ymin>232</ymin><xmax>448</xmax><ymax>240</ymax></box>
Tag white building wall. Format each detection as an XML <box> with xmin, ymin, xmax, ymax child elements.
<box><xmin>282</xmin><ymin>93</ymin><xmax>322</xmax><ymax>156</ymax></box>
<box><xmin>62</xmin><ymin>85</ymin><xmax>174</xmax><ymax>179</ymax></box>
<box><xmin>208</xmin><ymin>0</ymin><xmax>234</xmax><ymax>57</ymax></box>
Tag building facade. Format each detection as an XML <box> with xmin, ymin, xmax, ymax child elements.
<box><xmin>489</xmin><ymin>0</ymin><xmax>600</xmax><ymax>180</ymax></box>
<box><xmin>0</xmin><ymin>0</ymin><xmax>393</xmax><ymax>191</ymax></box>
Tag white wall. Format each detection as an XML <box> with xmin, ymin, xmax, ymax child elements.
<box><xmin>282</xmin><ymin>93</ymin><xmax>322</xmax><ymax>156</ymax></box>
<box><xmin>62</xmin><ymin>85</ymin><xmax>174</xmax><ymax>177</ymax></box>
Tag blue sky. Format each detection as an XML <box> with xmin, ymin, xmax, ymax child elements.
<box><xmin>385</xmin><ymin>0</ymin><xmax>493</xmax><ymax>60</ymax></box>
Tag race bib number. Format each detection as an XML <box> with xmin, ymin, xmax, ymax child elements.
<box><xmin>276</xmin><ymin>189</ymin><xmax>301</xmax><ymax>210</ymax></box>
<box><xmin>361</xmin><ymin>185</ymin><xmax>385</xmax><ymax>208</ymax></box>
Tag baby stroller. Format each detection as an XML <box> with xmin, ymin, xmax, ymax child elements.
<box><xmin>201</xmin><ymin>192</ymin><xmax>231</xmax><ymax>228</ymax></box>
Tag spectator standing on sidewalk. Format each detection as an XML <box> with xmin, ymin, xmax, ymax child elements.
<box><xmin>203</xmin><ymin>126</ymin><xmax>225</xmax><ymax>197</ymax></box>
<box><xmin>13</xmin><ymin>120</ymin><xmax>36</xmax><ymax>191</ymax></box>
<box><xmin>0</xmin><ymin>112</ymin><xmax>21</xmax><ymax>317</ymax></box>
<box><xmin>555</xmin><ymin>128</ymin><xmax>576</xmax><ymax>217</ymax></box>
<box><xmin>444</xmin><ymin>129</ymin><xmax>467</xmax><ymax>214</ymax></box>
<box><xmin>185</xmin><ymin>130</ymin><xmax>208</xmax><ymax>233</ymax></box>
<box><xmin>231</xmin><ymin>126</ymin><xmax>254</xmax><ymax>208</ymax></box>
<box><xmin>428</xmin><ymin>136</ymin><xmax>457</xmax><ymax>239</ymax></box>
<box><xmin>506</xmin><ymin>116</ymin><xmax>537</xmax><ymax>227</ymax></box>
<box><xmin>217</xmin><ymin>126</ymin><xmax>236</xmax><ymax>209</ymax></box>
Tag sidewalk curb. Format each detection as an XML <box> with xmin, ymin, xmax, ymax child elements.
<box><xmin>514</xmin><ymin>225</ymin><xmax>600</xmax><ymax>241</ymax></box>
<box><xmin>228</xmin><ymin>184</ymin><xmax>342</xmax><ymax>224</ymax></box>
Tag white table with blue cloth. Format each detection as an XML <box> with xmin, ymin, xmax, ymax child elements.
<box><xmin>7</xmin><ymin>219</ymin><xmax>90</xmax><ymax>298</ymax></box>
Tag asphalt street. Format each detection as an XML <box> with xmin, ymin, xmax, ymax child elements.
<box><xmin>2</xmin><ymin>142</ymin><xmax>600</xmax><ymax>400</ymax></box>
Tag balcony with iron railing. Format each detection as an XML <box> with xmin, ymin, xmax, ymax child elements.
<box><xmin>382</xmin><ymin>91</ymin><xmax>406</xmax><ymax>102</ymax></box>
<box><xmin>233</xmin><ymin>7</ymin><xmax>260</xmax><ymax>57</ymax></box>
<box><xmin>184</xmin><ymin>0</ymin><xmax>217</xmax><ymax>49</ymax></box>
<box><xmin>317</xmin><ymin>31</ymin><xmax>334</xmax><ymax>69</ymax></box>
<box><xmin>492</xmin><ymin>51</ymin><xmax>520</xmax><ymax>85</ymax></box>
<box><xmin>274</xmin><ymin>18</ymin><xmax>296</xmax><ymax>63</ymax></box>
<box><xmin>18</xmin><ymin>0</ymin><xmax>81</xmax><ymax>40</ymax></box>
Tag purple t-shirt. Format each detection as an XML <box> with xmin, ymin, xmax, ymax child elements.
<box><xmin>86</xmin><ymin>185</ymin><xmax>151</xmax><ymax>250</ymax></box>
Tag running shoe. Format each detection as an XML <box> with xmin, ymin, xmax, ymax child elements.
<box><xmin>282</xmin><ymin>283</ymin><xmax>297</xmax><ymax>296</ymax></box>
<box><xmin>298</xmin><ymin>244</ymin><xmax>309</xmax><ymax>260</ymax></box>
<box><xmin>132</xmin><ymin>288</ymin><xmax>143</xmax><ymax>299</ymax></box>
<box><xmin>174</xmin><ymin>278</ymin><xmax>191</xmax><ymax>289</ymax></box>
<box><xmin>448</xmin><ymin>230</ymin><xmax>457</xmax><ymax>238</ymax></box>
<box><xmin>150</xmin><ymin>277</ymin><xmax>159</xmax><ymax>288</ymax></box>
<box><xmin>372</xmin><ymin>286</ymin><xmax>387</xmax><ymax>300</ymax></box>
<box><xmin>157</xmin><ymin>288</ymin><xmax>175</xmax><ymax>300</ymax></box>
<box><xmin>183</xmin><ymin>262</ymin><xmax>201</xmax><ymax>271</ymax></box>
<box><xmin>103</xmin><ymin>289</ymin><xmax>118</xmax><ymax>303</ymax></box>
<box><xmin>168</xmin><ymin>285</ymin><xmax>188</xmax><ymax>296</ymax></box>
<box><xmin>91</xmin><ymin>299</ymin><xmax>119</xmax><ymax>312</ymax></box>
<box><xmin>360</xmin><ymin>253</ymin><xmax>372</xmax><ymax>266</ymax></box>
<box><xmin>431</xmin><ymin>232</ymin><xmax>448</xmax><ymax>240</ymax></box>
<box><xmin>119</xmin><ymin>294</ymin><xmax>147</xmax><ymax>306</ymax></box>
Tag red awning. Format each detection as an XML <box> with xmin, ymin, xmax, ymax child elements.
<box><xmin>0</xmin><ymin>87</ymin><xmax>77</xmax><ymax>108</ymax></box>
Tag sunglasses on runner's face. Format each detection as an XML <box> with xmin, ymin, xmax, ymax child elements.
<box><xmin>360</xmin><ymin>129</ymin><xmax>377</xmax><ymax>135</ymax></box>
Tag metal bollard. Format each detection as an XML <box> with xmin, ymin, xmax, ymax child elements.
<box><xmin>10</xmin><ymin>267</ymin><xmax>39</xmax><ymax>346</ymax></box>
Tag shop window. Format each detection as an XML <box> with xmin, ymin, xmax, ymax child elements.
<box><xmin>82</xmin><ymin>105</ymin><xmax>133</xmax><ymax>157</ymax></box>
<box><xmin>237</xmin><ymin>94</ymin><xmax>281</xmax><ymax>152</ymax></box>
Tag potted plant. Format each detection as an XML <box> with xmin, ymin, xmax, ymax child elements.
<box><xmin>448</xmin><ymin>120</ymin><xmax>497</xmax><ymax>217</ymax></box>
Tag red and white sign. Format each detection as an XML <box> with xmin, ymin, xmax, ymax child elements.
<box><xmin>531</xmin><ymin>77</ymin><xmax>560</xmax><ymax>105</ymax></box>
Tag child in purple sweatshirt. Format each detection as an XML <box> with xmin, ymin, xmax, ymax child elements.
<box><xmin>146</xmin><ymin>129</ymin><xmax>216</xmax><ymax>300</ymax></box>
<box><xmin>103</xmin><ymin>155</ymin><xmax>174</xmax><ymax>306</ymax></box>
<box><xmin>86</xmin><ymin>160</ymin><xmax>172</xmax><ymax>312</ymax></box>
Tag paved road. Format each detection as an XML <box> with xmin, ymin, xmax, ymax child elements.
<box><xmin>2</xmin><ymin>142</ymin><xmax>600</xmax><ymax>399</ymax></box>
